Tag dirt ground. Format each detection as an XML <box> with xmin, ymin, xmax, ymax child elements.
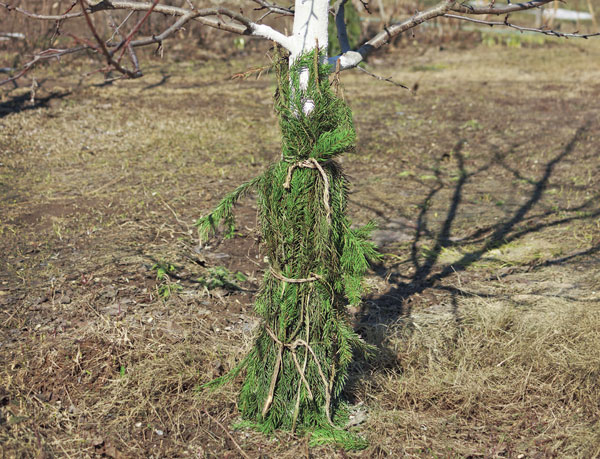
<box><xmin>1</xmin><ymin>37</ymin><xmax>600</xmax><ymax>458</ymax></box>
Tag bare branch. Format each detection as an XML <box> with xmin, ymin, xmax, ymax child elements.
<box><xmin>252</xmin><ymin>0</ymin><xmax>294</xmax><ymax>17</ymax></box>
<box><xmin>362</xmin><ymin>0</ymin><xmax>456</xmax><ymax>51</ymax></box>
<box><xmin>107</xmin><ymin>10</ymin><xmax>135</xmax><ymax>43</ymax></box>
<box><xmin>126</xmin><ymin>43</ymin><xmax>141</xmax><ymax>73</ymax></box>
<box><xmin>2</xmin><ymin>0</ymin><xmax>293</xmax><ymax>50</ymax></box>
<box><xmin>0</xmin><ymin>1</ymin><xmax>83</xmax><ymax>20</ymax></box>
<box><xmin>78</xmin><ymin>0</ymin><xmax>143</xmax><ymax>78</ymax></box>
<box><xmin>334</xmin><ymin>0</ymin><xmax>351</xmax><ymax>53</ymax></box>
<box><xmin>444</xmin><ymin>13</ymin><xmax>600</xmax><ymax>39</ymax></box>
<box><xmin>0</xmin><ymin>47</ymin><xmax>86</xmax><ymax>86</ymax></box>
<box><xmin>251</xmin><ymin>24</ymin><xmax>293</xmax><ymax>49</ymax></box>
<box><xmin>0</xmin><ymin>32</ymin><xmax>26</xmax><ymax>40</ymax></box>
<box><xmin>1</xmin><ymin>0</ymin><xmax>297</xmax><ymax>86</ymax></box>
<box><xmin>330</xmin><ymin>0</ymin><xmax>456</xmax><ymax>70</ymax></box>
<box><xmin>122</xmin><ymin>12</ymin><xmax>195</xmax><ymax>48</ymax></box>
<box><xmin>358</xmin><ymin>0</ymin><xmax>371</xmax><ymax>14</ymax></box>
<box><xmin>330</xmin><ymin>0</ymin><xmax>598</xmax><ymax>72</ymax></box>
<box><xmin>111</xmin><ymin>0</ymin><xmax>160</xmax><ymax>57</ymax></box>
<box><xmin>355</xmin><ymin>65</ymin><xmax>408</xmax><ymax>89</ymax></box>
<box><xmin>451</xmin><ymin>0</ymin><xmax>554</xmax><ymax>15</ymax></box>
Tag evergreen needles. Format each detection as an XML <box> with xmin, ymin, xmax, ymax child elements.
<box><xmin>196</xmin><ymin>49</ymin><xmax>379</xmax><ymax>449</ymax></box>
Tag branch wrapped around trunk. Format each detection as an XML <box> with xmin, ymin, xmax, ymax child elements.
<box><xmin>197</xmin><ymin>50</ymin><xmax>378</xmax><ymax>448</ymax></box>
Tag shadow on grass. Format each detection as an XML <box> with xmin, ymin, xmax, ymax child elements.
<box><xmin>142</xmin><ymin>73</ymin><xmax>171</xmax><ymax>91</ymax></box>
<box><xmin>0</xmin><ymin>87</ymin><xmax>70</xmax><ymax>119</ymax></box>
<box><xmin>356</xmin><ymin>120</ymin><xmax>599</xmax><ymax>350</ymax></box>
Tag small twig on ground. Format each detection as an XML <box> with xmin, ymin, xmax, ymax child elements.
<box><xmin>86</xmin><ymin>173</ymin><xmax>129</xmax><ymax>195</ymax></box>
<box><xmin>203</xmin><ymin>411</ymin><xmax>251</xmax><ymax>459</ymax></box>
<box><xmin>155</xmin><ymin>192</ymin><xmax>191</xmax><ymax>234</ymax></box>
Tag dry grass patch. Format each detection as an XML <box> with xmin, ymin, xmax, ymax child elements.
<box><xmin>1</xmin><ymin>301</ymin><xmax>252</xmax><ymax>457</ymax></box>
<box><xmin>361</xmin><ymin>293</ymin><xmax>600</xmax><ymax>457</ymax></box>
<box><xmin>1</xmin><ymin>40</ymin><xmax>600</xmax><ymax>457</ymax></box>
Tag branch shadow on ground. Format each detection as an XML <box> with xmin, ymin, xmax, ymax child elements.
<box><xmin>354</xmin><ymin>120</ymin><xmax>598</xmax><ymax>355</ymax></box>
<box><xmin>0</xmin><ymin>87</ymin><xmax>70</xmax><ymax>118</ymax></box>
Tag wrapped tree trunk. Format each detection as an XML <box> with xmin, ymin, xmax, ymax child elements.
<box><xmin>197</xmin><ymin>1</ymin><xmax>378</xmax><ymax>447</ymax></box>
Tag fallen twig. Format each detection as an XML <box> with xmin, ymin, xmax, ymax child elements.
<box><xmin>203</xmin><ymin>410</ymin><xmax>251</xmax><ymax>459</ymax></box>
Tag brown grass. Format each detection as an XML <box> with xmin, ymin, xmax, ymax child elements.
<box><xmin>363</xmin><ymin>294</ymin><xmax>600</xmax><ymax>457</ymax></box>
<box><xmin>1</xmin><ymin>38</ymin><xmax>600</xmax><ymax>457</ymax></box>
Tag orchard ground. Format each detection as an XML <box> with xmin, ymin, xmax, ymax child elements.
<box><xmin>1</xmin><ymin>37</ymin><xmax>599</xmax><ymax>457</ymax></box>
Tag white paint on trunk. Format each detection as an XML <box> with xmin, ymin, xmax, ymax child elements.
<box><xmin>290</xmin><ymin>0</ymin><xmax>330</xmax><ymax>62</ymax></box>
<box><xmin>327</xmin><ymin>50</ymin><xmax>364</xmax><ymax>71</ymax></box>
<box><xmin>251</xmin><ymin>24</ymin><xmax>293</xmax><ymax>50</ymax></box>
<box><xmin>289</xmin><ymin>1</ymin><xmax>330</xmax><ymax>116</ymax></box>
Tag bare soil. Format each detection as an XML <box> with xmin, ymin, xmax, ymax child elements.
<box><xmin>1</xmin><ymin>38</ymin><xmax>600</xmax><ymax>458</ymax></box>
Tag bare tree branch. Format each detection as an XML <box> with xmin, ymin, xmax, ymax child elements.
<box><xmin>444</xmin><ymin>13</ymin><xmax>600</xmax><ymax>39</ymax></box>
<box><xmin>0</xmin><ymin>0</ymin><xmax>296</xmax><ymax>84</ymax></box>
<box><xmin>1</xmin><ymin>0</ymin><xmax>293</xmax><ymax>49</ymax></box>
<box><xmin>358</xmin><ymin>0</ymin><xmax>371</xmax><ymax>14</ymax></box>
<box><xmin>330</xmin><ymin>0</ymin><xmax>596</xmax><ymax>71</ymax></box>
<box><xmin>0</xmin><ymin>32</ymin><xmax>26</xmax><ymax>40</ymax></box>
<box><xmin>252</xmin><ymin>0</ymin><xmax>294</xmax><ymax>17</ymax></box>
<box><xmin>0</xmin><ymin>1</ymin><xmax>83</xmax><ymax>20</ymax></box>
<box><xmin>121</xmin><ymin>11</ymin><xmax>195</xmax><ymax>48</ymax></box>
<box><xmin>355</xmin><ymin>65</ymin><xmax>408</xmax><ymax>89</ymax></box>
<box><xmin>78</xmin><ymin>0</ymin><xmax>143</xmax><ymax>77</ymax></box>
<box><xmin>3</xmin><ymin>0</ymin><xmax>598</xmax><ymax>84</ymax></box>
<box><xmin>330</xmin><ymin>0</ymin><xmax>457</xmax><ymax>70</ymax></box>
<box><xmin>107</xmin><ymin>10</ymin><xmax>135</xmax><ymax>43</ymax></box>
<box><xmin>451</xmin><ymin>0</ymin><xmax>553</xmax><ymax>15</ymax></box>
<box><xmin>0</xmin><ymin>47</ymin><xmax>86</xmax><ymax>86</ymax></box>
<box><xmin>111</xmin><ymin>0</ymin><xmax>160</xmax><ymax>56</ymax></box>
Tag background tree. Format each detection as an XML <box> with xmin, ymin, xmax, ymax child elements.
<box><xmin>2</xmin><ymin>0</ymin><xmax>598</xmax><ymax>448</ymax></box>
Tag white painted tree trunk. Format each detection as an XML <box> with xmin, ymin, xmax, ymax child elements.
<box><xmin>289</xmin><ymin>0</ymin><xmax>330</xmax><ymax>115</ymax></box>
<box><xmin>290</xmin><ymin>0</ymin><xmax>330</xmax><ymax>61</ymax></box>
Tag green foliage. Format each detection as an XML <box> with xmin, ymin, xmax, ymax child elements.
<box><xmin>158</xmin><ymin>283</ymin><xmax>182</xmax><ymax>299</ymax></box>
<box><xmin>197</xmin><ymin>266</ymin><xmax>247</xmax><ymax>290</ymax></box>
<box><xmin>309</xmin><ymin>426</ymin><xmax>368</xmax><ymax>450</ymax></box>
<box><xmin>195</xmin><ymin>177</ymin><xmax>259</xmax><ymax>241</ymax></box>
<box><xmin>152</xmin><ymin>261</ymin><xmax>176</xmax><ymax>281</ymax></box>
<box><xmin>152</xmin><ymin>261</ymin><xmax>183</xmax><ymax>299</ymax></box>
<box><xmin>460</xmin><ymin>119</ymin><xmax>482</xmax><ymax>131</ymax></box>
<box><xmin>197</xmin><ymin>49</ymin><xmax>378</xmax><ymax>447</ymax></box>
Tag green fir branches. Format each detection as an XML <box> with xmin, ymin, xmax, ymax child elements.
<box><xmin>196</xmin><ymin>176</ymin><xmax>260</xmax><ymax>240</ymax></box>
<box><xmin>196</xmin><ymin>49</ymin><xmax>379</xmax><ymax>449</ymax></box>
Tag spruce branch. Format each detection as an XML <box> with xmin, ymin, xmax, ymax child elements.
<box><xmin>195</xmin><ymin>176</ymin><xmax>260</xmax><ymax>241</ymax></box>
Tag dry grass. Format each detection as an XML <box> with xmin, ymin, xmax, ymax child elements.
<box><xmin>362</xmin><ymin>292</ymin><xmax>600</xmax><ymax>457</ymax></box>
<box><xmin>1</xmin><ymin>39</ymin><xmax>600</xmax><ymax>457</ymax></box>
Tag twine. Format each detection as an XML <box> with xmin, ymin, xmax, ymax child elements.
<box><xmin>262</xmin><ymin>326</ymin><xmax>334</xmax><ymax>426</ymax></box>
<box><xmin>283</xmin><ymin>158</ymin><xmax>331</xmax><ymax>225</ymax></box>
<box><xmin>269</xmin><ymin>267</ymin><xmax>322</xmax><ymax>284</ymax></box>
<box><xmin>267</xmin><ymin>156</ymin><xmax>333</xmax><ymax>422</ymax></box>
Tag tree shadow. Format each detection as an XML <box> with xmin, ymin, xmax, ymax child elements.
<box><xmin>355</xmin><ymin>120</ymin><xmax>597</xmax><ymax>352</ymax></box>
<box><xmin>0</xmin><ymin>88</ymin><xmax>70</xmax><ymax>119</ymax></box>
<box><xmin>142</xmin><ymin>73</ymin><xmax>171</xmax><ymax>91</ymax></box>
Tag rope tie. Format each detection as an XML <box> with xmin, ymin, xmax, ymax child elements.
<box><xmin>283</xmin><ymin>158</ymin><xmax>331</xmax><ymax>225</ymax></box>
<box><xmin>269</xmin><ymin>267</ymin><xmax>322</xmax><ymax>284</ymax></box>
<box><xmin>262</xmin><ymin>326</ymin><xmax>334</xmax><ymax>426</ymax></box>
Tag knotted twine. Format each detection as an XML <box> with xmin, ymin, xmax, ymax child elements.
<box><xmin>283</xmin><ymin>158</ymin><xmax>331</xmax><ymax>225</ymax></box>
<box><xmin>261</xmin><ymin>160</ymin><xmax>333</xmax><ymax>424</ymax></box>
<box><xmin>262</xmin><ymin>325</ymin><xmax>334</xmax><ymax>427</ymax></box>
